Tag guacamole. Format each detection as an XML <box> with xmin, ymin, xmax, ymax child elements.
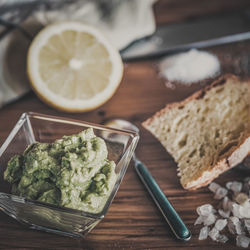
<box><xmin>4</xmin><ymin>128</ymin><xmax>117</xmax><ymax>213</ymax></box>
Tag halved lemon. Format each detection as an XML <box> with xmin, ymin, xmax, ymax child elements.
<box><xmin>27</xmin><ymin>22</ymin><xmax>123</xmax><ymax>112</ymax></box>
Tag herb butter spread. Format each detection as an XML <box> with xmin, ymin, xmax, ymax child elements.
<box><xmin>4</xmin><ymin>128</ymin><xmax>117</xmax><ymax>213</ymax></box>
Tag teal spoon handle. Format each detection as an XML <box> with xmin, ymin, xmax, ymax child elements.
<box><xmin>134</xmin><ymin>158</ymin><xmax>191</xmax><ymax>241</ymax></box>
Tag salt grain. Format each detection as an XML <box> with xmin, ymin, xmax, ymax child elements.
<box><xmin>208</xmin><ymin>182</ymin><xmax>221</xmax><ymax>193</ymax></box>
<box><xmin>218</xmin><ymin>209</ymin><xmax>230</xmax><ymax>218</ymax></box>
<box><xmin>159</xmin><ymin>49</ymin><xmax>220</xmax><ymax>84</ymax></box>
<box><xmin>227</xmin><ymin>200</ymin><xmax>235</xmax><ymax>212</ymax></box>
<box><xmin>235</xmin><ymin>193</ymin><xmax>248</xmax><ymax>205</ymax></box>
<box><xmin>239</xmin><ymin>200</ymin><xmax>250</xmax><ymax>218</ymax></box>
<box><xmin>214</xmin><ymin>187</ymin><xmax>228</xmax><ymax>200</ymax></box>
<box><xmin>227</xmin><ymin>220</ymin><xmax>236</xmax><ymax>234</ymax></box>
<box><xmin>197</xmin><ymin>204</ymin><xmax>214</xmax><ymax>216</ymax></box>
<box><xmin>228</xmin><ymin>216</ymin><xmax>244</xmax><ymax>235</ymax></box>
<box><xmin>232</xmin><ymin>203</ymin><xmax>242</xmax><ymax>218</ymax></box>
<box><xmin>230</xmin><ymin>181</ymin><xmax>243</xmax><ymax>193</ymax></box>
<box><xmin>217</xmin><ymin>234</ymin><xmax>229</xmax><ymax>243</ymax></box>
<box><xmin>215</xmin><ymin>219</ymin><xmax>227</xmax><ymax>231</ymax></box>
<box><xmin>235</xmin><ymin>222</ymin><xmax>244</xmax><ymax>235</ymax></box>
<box><xmin>204</xmin><ymin>214</ymin><xmax>217</xmax><ymax>226</ymax></box>
<box><xmin>226</xmin><ymin>181</ymin><xmax>233</xmax><ymax>190</ymax></box>
<box><xmin>209</xmin><ymin>227</ymin><xmax>219</xmax><ymax>241</ymax></box>
<box><xmin>244</xmin><ymin>219</ymin><xmax>250</xmax><ymax>231</ymax></box>
<box><xmin>228</xmin><ymin>217</ymin><xmax>238</xmax><ymax>234</ymax></box>
<box><xmin>236</xmin><ymin>235</ymin><xmax>250</xmax><ymax>248</ymax></box>
<box><xmin>194</xmin><ymin>215</ymin><xmax>205</xmax><ymax>225</ymax></box>
<box><xmin>222</xmin><ymin>196</ymin><xmax>229</xmax><ymax>211</ymax></box>
<box><xmin>199</xmin><ymin>226</ymin><xmax>209</xmax><ymax>240</ymax></box>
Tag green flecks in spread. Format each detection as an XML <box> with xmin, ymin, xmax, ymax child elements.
<box><xmin>4</xmin><ymin>155</ymin><xmax>23</xmax><ymax>183</ymax></box>
<box><xmin>4</xmin><ymin>128</ymin><xmax>116</xmax><ymax>213</ymax></box>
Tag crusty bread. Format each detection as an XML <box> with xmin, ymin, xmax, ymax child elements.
<box><xmin>142</xmin><ymin>75</ymin><xmax>250</xmax><ymax>190</ymax></box>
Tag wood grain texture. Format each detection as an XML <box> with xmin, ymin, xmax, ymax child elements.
<box><xmin>154</xmin><ymin>0</ymin><xmax>250</xmax><ymax>25</ymax></box>
<box><xmin>0</xmin><ymin>0</ymin><xmax>250</xmax><ymax>249</ymax></box>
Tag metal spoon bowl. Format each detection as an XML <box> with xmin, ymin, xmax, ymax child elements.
<box><xmin>103</xmin><ymin>119</ymin><xmax>191</xmax><ymax>241</ymax></box>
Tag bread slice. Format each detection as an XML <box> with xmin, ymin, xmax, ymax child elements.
<box><xmin>142</xmin><ymin>75</ymin><xmax>250</xmax><ymax>190</ymax></box>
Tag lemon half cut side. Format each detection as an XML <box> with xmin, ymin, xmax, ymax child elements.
<box><xmin>27</xmin><ymin>22</ymin><xmax>123</xmax><ymax>112</ymax></box>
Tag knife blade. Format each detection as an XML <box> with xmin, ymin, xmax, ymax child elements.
<box><xmin>121</xmin><ymin>10</ymin><xmax>250</xmax><ymax>61</ymax></box>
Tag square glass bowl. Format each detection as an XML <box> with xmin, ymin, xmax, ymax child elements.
<box><xmin>0</xmin><ymin>112</ymin><xmax>139</xmax><ymax>237</ymax></box>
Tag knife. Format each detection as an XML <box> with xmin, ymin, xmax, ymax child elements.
<box><xmin>120</xmin><ymin>10</ymin><xmax>250</xmax><ymax>61</ymax></box>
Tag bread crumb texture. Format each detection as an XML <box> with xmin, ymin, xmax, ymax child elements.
<box><xmin>143</xmin><ymin>75</ymin><xmax>250</xmax><ymax>190</ymax></box>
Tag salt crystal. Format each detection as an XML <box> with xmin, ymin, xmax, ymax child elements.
<box><xmin>208</xmin><ymin>182</ymin><xmax>221</xmax><ymax>193</ymax></box>
<box><xmin>230</xmin><ymin>181</ymin><xmax>243</xmax><ymax>193</ymax></box>
<box><xmin>197</xmin><ymin>204</ymin><xmax>214</xmax><ymax>216</ymax></box>
<box><xmin>235</xmin><ymin>193</ymin><xmax>248</xmax><ymax>205</ymax></box>
<box><xmin>222</xmin><ymin>196</ymin><xmax>229</xmax><ymax>211</ymax></box>
<box><xmin>227</xmin><ymin>200</ymin><xmax>236</xmax><ymax>212</ymax></box>
<box><xmin>228</xmin><ymin>217</ymin><xmax>244</xmax><ymax>235</ymax></box>
<box><xmin>215</xmin><ymin>219</ymin><xmax>227</xmax><ymax>231</ymax></box>
<box><xmin>232</xmin><ymin>217</ymin><xmax>244</xmax><ymax>235</ymax></box>
<box><xmin>194</xmin><ymin>215</ymin><xmax>205</xmax><ymax>225</ymax></box>
<box><xmin>218</xmin><ymin>209</ymin><xmax>230</xmax><ymax>218</ymax></box>
<box><xmin>236</xmin><ymin>235</ymin><xmax>250</xmax><ymax>248</ymax></box>
<box><xmin>244</xmin><ymin>219</ymin><xmax>250</xmax><ymax>232</ymax></box>
<box><xmin>209</xmin><ymin>227</ymin><xmax>219</xmax><ymax>241</ymax></box>
<box><xmin>221</xmin><ymin>197</ymin><xmax>235</xmax><ymax>212</ymax></box>
<box><xmin>232</xmin><ymin>203</ymin><xmax>242</xmax><ymax>218</ymax></box>
<box><xmin>234</xmin><ymin>220</ymin><xmax>244</xmax><ymax>235</ymax></box>
<box><xmin>239</xmin><ymin>200</ymin><xmax>250</xmax><ymax>218</ymax></box>
<box><xmin>199</xmin><ymin>226</ymin><xmax>209</xmax><ymax>240</ymax></box>
<box><xmin>228</xmin><ymin>220</ymin><xmax>236</xmax><ymax>234</ymax></box>
<box><xmin>216</xmin><ymin>234</ymin><xmax>229</xmax><ymax>243</ymax></box>
<box><xmin>226</xmin><ymin>181</ymin><xmax>233</xmax><ymax>190</ymax></box>
<box><xmin>214</xmin><ymin>187</ymin><xmax>228</xmax><ymax>200</ymax></box>
<box><xmin>230</xmin><ymin>216</ymin><xmax>240</xmax><ymax>225</ymax></box>
<box><xmin>235</xmin><ymin>224</ymin><xmax>244</xmax><ymax>235</ymax></box>
<box><xmin>204</xmin><ymin>214</ymin><xmax>217</xmax><ymax>226</ymax></box>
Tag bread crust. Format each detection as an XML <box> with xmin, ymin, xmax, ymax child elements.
<box><xmin>185</xmin><ymin>135</ymin><xmax>250</xmax><ymax>190</ymax></box>
<box><xmin>142</xmin><ymin>74</ymin><xmax>250</xmax><ymax>190</ymax></box>
<box><xmin>143</xmin><ymin>74</ymin><xmax>239</xmax><ymax>128</ymax></box>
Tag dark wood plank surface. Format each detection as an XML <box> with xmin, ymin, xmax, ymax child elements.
<box><xmin>0</xmin><ymin>0</ymin><xmax>250</xmax><ymax>249</ymax></box>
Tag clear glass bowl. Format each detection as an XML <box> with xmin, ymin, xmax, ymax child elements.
<box><xmin>0</xmin><ymin>112</ymin><xmax>139</xmax><ymax>237</ymax></box>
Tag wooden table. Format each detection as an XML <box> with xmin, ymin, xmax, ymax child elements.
<box><xmin>0</xmin><ymin>1</ymin><xmax>250</xmax><ymax>249</ymax></box>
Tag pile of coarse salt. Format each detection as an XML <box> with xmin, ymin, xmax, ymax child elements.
<box><xmin>159</xmin><ymin>49</ymin><xmax>220</xmax><ymax>85</ymax></box>
<box><xmin>195</xmin><ymin>177</ymin><xmax>250</xmax><ymax>248</ymax></box>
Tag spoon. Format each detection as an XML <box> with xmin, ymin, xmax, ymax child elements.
<box><xmin>104</xmin><ymin>119</ymin><xmax>191</xmax><ymax>241</ymax></box>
